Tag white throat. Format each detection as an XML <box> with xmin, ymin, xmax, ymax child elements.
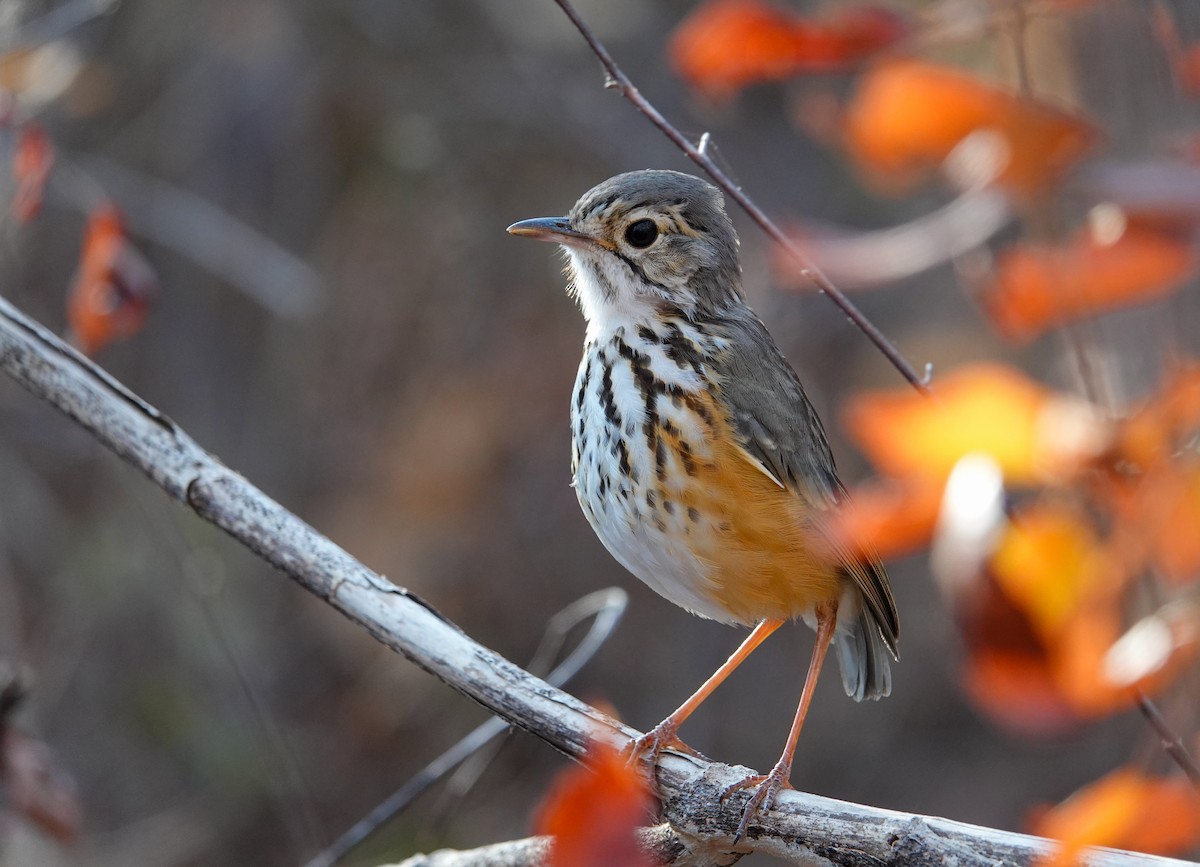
<box><xmin>567</xmin><ymin>248</ymin><xmax>663</xmax><ymax>344</ymax></box>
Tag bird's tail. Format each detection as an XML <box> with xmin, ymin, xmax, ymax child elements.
<box><xmin>833</xmin><ymin>605</ymin><xmax>894</xmax><ymax>701</ymax></box>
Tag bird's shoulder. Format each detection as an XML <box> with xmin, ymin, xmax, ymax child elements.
<box><xmin>709</xmin><ymin>309</ymin><xmax>840</xmax><ymax>500</ymax></box>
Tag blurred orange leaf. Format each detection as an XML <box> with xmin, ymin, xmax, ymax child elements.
<box><xmin>963</xmin><ymin>646</ymin><xmax>1079</xmax><ymax>738</ymax></box>
<box><xmin>1032</xmin><ymin>768</ymin><xmax>1200</xmax><ymax>865</ymax></box>
<box><xmin>10</xmin><ymin>123</ymin><xmax>53</xmax><ymax>223</ymax></box>
<box><xmin>990</xmin><ymin>503</ymin><xmax>1101</xmax><ymax>643</ymax></box>
<box><xmin>957</xmin><ymin>563</ymin><xmax>1081</xmax><ymax>736</ymax></box>
<box><xmin>1117</xmin><ymin>362</ymin><xmax>1200</xmax><ymax>468</ymax></box>
<box><xmin>1</xmin><ymin>727</ymin><xmax>83</xmax><ymax>844</ymax></box>
<box><xmin>669</xmin><ymin>0</ymin><xmax>908</xmax><ymax>99</ymax></box>
<box><xmin>1174</xmin><ymin>45</ymin><xmax>1200</xmax><ymax>97</ymax></box>
<box><xmin>1153</xmin><ymin>4</ymin><xmax>1200</xmax><ymax>98</ymax></box>
<box><xmin>988</xmin><ymin>502</ymin><xmax>1137</xmax><ymax>718</ymax></box>
<box><xmin>842</xmin><ymin>60</ymin><xmax>1097</xmax><ymax>197</ymax></box>
<box><xmin>843</xmin><ymin>363</ymin><xmax>1109</xmax><ymax>485</ymax></box>
<box><xmin>982</xmin><ymin>223</ymin><xmax>1197</xmax><ymax>342</ymax></box>
<box><xmin>950</xmin><ymin>498</ymin><xmax>1139</xmax><ymax>729</ymax></box>
<box><xmin>1142</xmin><ymin>457</ymin><xmax>1200</xmax><ymax>585</ymax></box>
<box><xmin>830</xmin><ymin>475</ymin><xmax>944</xmax><ymax>560</ymax></box>
<box><xmin>67</xmin><ymin>204</ymin><xmax>158</xmax><ymax>356</ymax></box>
<box><xmin>534</xmin><ymin>742</ymin><xmax>653</xmax><ymax>867</ymax></box>
<box><xmin>1052</xmin><ymin>602</ymin><xmax>1130</xmax><ymax>717</ymax></box>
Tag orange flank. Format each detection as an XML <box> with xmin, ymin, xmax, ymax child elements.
<box><xmin>667</xmin><ymin>398</ymin><xmax>843</xmax><ymax>624</ymax></box>
<box><xmin>842</xmin><ymin>60</ymin><xmax>1096</xmax><ymax>197</ymax></box>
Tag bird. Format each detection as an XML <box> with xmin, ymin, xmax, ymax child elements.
<box><xmin>507</xmin><ymin>169</ymin><xmax>898</xmax><ymax>839</ymax></box>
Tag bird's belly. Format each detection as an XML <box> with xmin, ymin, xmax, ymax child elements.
<box><xmin>572</xmin><ymin>359</ymin><xmax>840</xmax><ymax>625</ymax></box>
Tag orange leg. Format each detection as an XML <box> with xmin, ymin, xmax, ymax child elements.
<box><xmin>628</xmin><ymin>618</ymin><xmax>783</xmax><ymax>771</ymax></box>
<box><xmin>730</xmin><ymin>603</ymin><xmax>838</xmax><ymax>842</ymax></box>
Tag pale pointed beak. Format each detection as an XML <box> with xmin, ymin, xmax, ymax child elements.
<box><xmin>506</xmin><ymin>216</ymin><xmax>594</xmax><ymax>249</ymax></box>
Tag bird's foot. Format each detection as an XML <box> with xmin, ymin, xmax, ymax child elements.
<box><xmin>722</xmin><ymin>762</ymin><xmax>793</xmax><ymax>842</ymax></box>
<box><xmin>623</xmin><ymin>721</ymin><xmax>701</xmax><ymax>791</ymax></box>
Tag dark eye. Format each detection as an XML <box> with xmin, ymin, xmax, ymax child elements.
<box><xmin>624</xmin><ymin>219</ymin><xmax>658</xmax><ymax>248</ymax></box>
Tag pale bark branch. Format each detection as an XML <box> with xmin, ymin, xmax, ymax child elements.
<box><xmin>385</xmin><ymin>825</ymin><xmax>736</xmax><ymax>867</ymax></box>
<box><xmin>0</xmin><ymin>294</ymin><xmax>1191</xmax><ymax>867</ymax></box>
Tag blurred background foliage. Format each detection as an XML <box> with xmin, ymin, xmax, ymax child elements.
<box><xmin>0</xmin><ymin>0</ymin><xmax>1196</xmax><ymax>864</ymax></box>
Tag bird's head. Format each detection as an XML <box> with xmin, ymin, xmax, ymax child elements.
<box><xmin>508</xmin><ymin>170</ymin><xmax>743</xmax><ymax>329</ymax></box>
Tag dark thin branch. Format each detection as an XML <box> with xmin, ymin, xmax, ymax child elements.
<box><xmin>549</xmin><ymin>0</ymin><xmax>930</xmax><ymax>395</ymax></box>
<box><xmin>305</xmin><ymin>589</ymin><xmax>629</xmax><ymax>867</ymax></box>
<box><xmin>1</xmin><ymin>296</ymin><xmax>1189</xmax><ymax>866</ymax></box>
<box><xmin>1136</xmin><ymin>692</ymin><xmax>1200</xmax><ymax>789</ymax></box>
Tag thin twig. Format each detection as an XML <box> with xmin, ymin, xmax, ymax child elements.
<box><xmin>1136</xmin><ymin>692</ymin><xmax>1200</xmax><ymax>789</ymax></box>
<box><xmin>549</xmin><ymin>0</ymin><xmax>930</xmax><ymax>395</ymax></box>
<box><xmin>304</xmin><ymin>588</ymin><xmax>629</xmax><ymax>867</ymax></box>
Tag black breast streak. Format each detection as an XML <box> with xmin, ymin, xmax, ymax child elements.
<box><xmin>614</xmin><ymin>437</ymin><xmax>631</xmax><ymax>479</ymax></box>
<box><xmin>599</xmin><ymin>351</ymin><xmax>621</xmax><ymax>430</ymax></box>
<box><xmin>576</xmin><ymin>358</ymin><xmax>591</xmax><ymax>411</ymax></box>
<box><xmin>678</xmin><ymin>440</ymin><xmax>696</xmax><ymax>476</ymax></box>
<box><xmin>654</xmin><ymin>436</ymin><xmax>668</xmax><ymax>482</ymax></box>
<box><xmin>664</xmin><ymin>322</ymin><xmax>706</xmax><ymax>375</ymax></box>
<box><xmin>616</xmin><ymin>338</ymin><xmax>668</xmax><ymax>484</ymax></box>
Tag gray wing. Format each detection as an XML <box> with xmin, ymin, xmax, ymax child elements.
<box><xmin>714</xmin><ymin>310</ymin><xmax>900</xmax><ymax>659</ymax></box>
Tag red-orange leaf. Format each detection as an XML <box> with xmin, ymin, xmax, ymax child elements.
<box><xmin>947</xmin><ymin>497</ymin><xmax>1142</xmax><ymax>730</ymax></box>
<box><xmin>843</xmin><ymin>364</ymin><xmax>1109</xmax><ymax>485</ymax></box>
<box><xmin>962</xmin><ymin>646</ymin><xmax>1079</xmax><ymax>738</ymax></box>
<box><xmin>990</xmin><ymin>503</ymin><xmax>1102</xmax><ymax>644</ymax></box>
<box><xmin>1117</xmin><ymin>363</ymin><xmax>1200</xmax><ymax>468</ymax></box>
<box><xmin>829</xmin><ymin>475</ymin><xmax>944</xmax><ymax>561</ymax></box>
<box><xmin>1052</xmin><ymin>602</ymin><xmax>1131</xmax><ymax>718</ymax></box>
<box><xmin>982</xmin><ymin>224</ymin><xmax>1197</xmax><ymax>342</ymax></box>
<box><xmin>842</xmin><ymin>60</ymin><xmax>1097</xmax><ymax>197</ymax></box>
<box><xmin>987</xmin><ymin>504</ymin><xmax>1137</xmax><ymax>719</ymax></box>
<box><xmin>2</xmin><ymin>727</ymin><xmax>83</xmax><ymax>844</ymax></box>
<box><xmin>670</xmin><ymin>0</ymin><xmax>908</xmax><ymax>99</ymax></box>
<box><xmin>11</xmin><ymin>123</ymin><xmax>53</xmax><ymax>223</ymax></box>
<box><xmin>1139</xmin><ymin>457</ymin><xmax>1200</xmax><ymax>585</ymax></box>
<box><xmin>66</xmin><ymin>204</ymin><xmax>158</xmax><ymax>356</ymax></box>
<box><xmin>534</xmin><ymin>742</ymin><xmax>653</xmax><ymax>867</ymax></box>
<box><xmin>1032</xmin><ymin>768</ymin><xmax>1200</xmax><ymax>865</ymax></box>
<box><xmin>1153</xmin><ymin>4</ymin><xmax>1200</xmax><ymax>99</ymax></box>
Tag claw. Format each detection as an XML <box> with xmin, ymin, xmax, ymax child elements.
<box><xmin>726</xmin><ymin>764</ymin><xmax>793</xmax><ymax>842</ymax></box>
<box><xmin>623</xmin><ymin>721</ymin><xmax>702</xmax><ymax>794</ymax></box>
